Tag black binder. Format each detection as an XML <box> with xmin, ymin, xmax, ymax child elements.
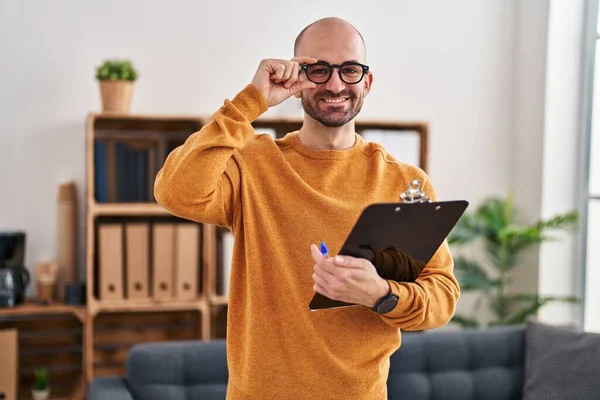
<box><xmin>309</xmin><ymin>200</ymin><xmax>469</xmax><ymax>310</ymax></box>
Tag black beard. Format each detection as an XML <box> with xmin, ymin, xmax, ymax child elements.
<box><xmin>301</xmin><ymin>91</ymin><xmax>364</xmax><ymax>128</ymax></box>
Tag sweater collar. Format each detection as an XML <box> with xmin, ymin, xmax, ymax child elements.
<box><xmin>282</xmin><ymin>131</ymin><xmax>364</xmax><ymax>160</ymax></box>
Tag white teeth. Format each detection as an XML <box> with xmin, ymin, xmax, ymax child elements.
<box><xmin>323</xmin><ymin>98</ymin><xmax>347</xmax><ymax>103</ymax></box>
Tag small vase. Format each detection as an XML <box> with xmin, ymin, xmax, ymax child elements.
<box><xmin>32</xmin><ymin>388</ymin><xmax>49</xmax><ymax>400</ymax></box>
<box><xmin>37</xmin><ymin>280</ymin><xmax>55</xmax><ymax>303</ymax></box>
<box><xmin>99</xmin><ymin>80</ymin><xmax>134</xmax><ymax>113</ymax></box>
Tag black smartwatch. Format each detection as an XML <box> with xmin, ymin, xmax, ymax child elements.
<box><xmin>371</xmin><ymin>289</ymin><xmax>398</xmax><ymax>314</ymax></box>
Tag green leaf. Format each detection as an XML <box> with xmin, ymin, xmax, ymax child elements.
<box><xmin>447</xmin><ymin>194</ymin><xmax>580</xmax><ymax>328</ymax></box>
<box><xmin>450</xmin><ymin>314</ymin><xmax>480</xmax><ymax>328</ymax></box>
<box><xmin>504</xmin><ymin>294</ymin><xmax>581</xmax><ymax>325</ymax></box>
<box><xmin>482</xmin><ymin>240</ymin><xmax>499</xmax><ymax>266</ymax></box>
<box><xmin>454</xmin><ymin>257</ymin><xmax>499</xmax><ymax>291</ymax></box>
<box><xmin>535</xmin><ymin>211</ymin><xmax>580</xmax><ymax>234</ymax></box>
<box><xmin>476</xmin><ymin>197</ymin><xmax>510</xmax><ymax>232</ymax></box>
<box><xmin>448</xmin><ymin>212</ymin><xmax>486</xmax><ymax>245</ymax></box>
<box><xmin>95</xmin><ymin>59</ymin><xmax>139</xmax><ymax>82</ymax></box>
<box><xmin>499</xmin><ymin>225</ymin><xmax>541</xmax><ymax>243</ymax></box>
<box><xmin>489</xmin><ymin>295</ymin><xmax>510</xmax><ymax>322</ymax></box>
<box><xmin>33</xmin><ymin>367</ymin><xmax>48</xmax><ymax>390</ymax></box>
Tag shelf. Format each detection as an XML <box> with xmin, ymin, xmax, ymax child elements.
<box><xmin>88</xmin><ymin>111</ymin><xmax>204</xmax><ymax>123</ymax></box>
<box><xmin>210</xmin><ymin>296</ymin><xmax>229</xmax><ymax>306</ymax></box>
<box><xmin>88</xmin><ymin>112</ymin><xmax>204</xmax><ymax>132</ymax></box>
<box><xmin>94</xmin><ymin>130</ymin><xmax>190</xmax><ymax>141</ymax></box>
<box><xmin>0</xmin><ymin>300</ymin><xmax>86</xmax><ymax>322</ymax></box>
<box><xmin>88</xmin><ymin>298</ymin><xmax>207</xmax><ymax>316</ymax></box>
<box><xmin>90</xmin><ymin>202</ymin><xmax>172</xmax><ymax>216</ymax></box>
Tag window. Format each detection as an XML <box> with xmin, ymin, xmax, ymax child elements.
<box><xmin>583</xmin><ymin>0</ymin><xmax>600</xmax><ymax>331</ymax></box>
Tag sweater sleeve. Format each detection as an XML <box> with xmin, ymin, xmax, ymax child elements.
<box><xmin>154</xmin><ymin>84</ymin><xmax>268</xmax><ymax>228</ymax></box>
<box><xmin>378</xmin><ymin>174</ymin><xmax>461</xmax><ymax>331</ymax></box>
<box><xmin>371</xmin><ymin>246</ymin><xmax>426</xmax><ymax>282</ymax></box>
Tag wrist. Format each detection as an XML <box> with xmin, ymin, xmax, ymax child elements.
<box><xmin>370</xmin><ymin>278</ymin><xmax>391</xmax><ymax>307</ymax></box>
<box><xmin>234</xmin><ymin>84</ymin><xmax>269</xmax><ymax>120</ymax></box>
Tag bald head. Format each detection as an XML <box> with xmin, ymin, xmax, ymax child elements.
<box><xmin>294</xmin><ymin>17</ymin><xmax>366</xmax><ymax>62</ymax></box>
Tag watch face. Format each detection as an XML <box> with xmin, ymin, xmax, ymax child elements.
<box><xmin>378</xmin><ymin>296</ymin><xmax>398</xmax><ymax>314</ymax></box>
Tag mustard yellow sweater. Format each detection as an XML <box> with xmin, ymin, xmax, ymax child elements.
<box><xmin>154</xmin><ymin>84</ymin><xmax>460</xmax><ymax>400</ymax></box>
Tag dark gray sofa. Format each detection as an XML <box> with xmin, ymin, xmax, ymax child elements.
<box><xmin>87</xmin><ymin>320</ymin><xmax>600</xmax><ymax>400</ymax></box>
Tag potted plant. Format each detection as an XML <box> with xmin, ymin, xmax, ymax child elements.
<box><xmin>95</xmin><ymin>59</ymin><xmax>138</xmax><ymax>113</ymax></box>
<box><xmin>31</xmin><ymin>367</ymin><xmax>49</xmax><ymax>400</ymax></box>
<box><xmin>447</xmin><ymin>195</ymin><xmax>580</xmax><ymax>328</ymax></box>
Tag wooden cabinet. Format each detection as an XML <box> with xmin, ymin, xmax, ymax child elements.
<box><xmin>0</xmin><ymin>303</ymin><xmax>86</xmax><ymax>400</ymax></box>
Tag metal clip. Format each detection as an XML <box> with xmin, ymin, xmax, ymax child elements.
<box><xmin>400</xmin><ymin>179</ymin><xmax>431</xmax><ymax>203</ymax></box>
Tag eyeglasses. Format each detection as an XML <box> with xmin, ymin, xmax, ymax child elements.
<box><xmin>300</xmin><ymin>61</ymin><xmax>369</xmax><ymax>84</ymax></box>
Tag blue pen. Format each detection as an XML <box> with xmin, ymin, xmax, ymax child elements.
<box><xmin>320</xmin><ymin>241</ymin><xmax>329</xmax><ymax>257</ymax></box>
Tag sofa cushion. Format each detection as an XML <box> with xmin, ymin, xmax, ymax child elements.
<box><xmin>87</xmin><ymin>376</ymin><xmax>134</xmax><ymax>400</ymax></box>
<box><xmin>523</xmin><ymin>319</ymin><xmax>600</xmax><ymax>400</ymax></box>
<box><xmin>388</xmin><ymin>326</ymin><xmax>524</xmax><ymax>400</ymax></box>
<box><xmin>126</xmin><ymin>340</ymin><xmax>228</xmax><ymax>400</ymax></box>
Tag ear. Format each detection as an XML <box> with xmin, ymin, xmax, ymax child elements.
<box><xmin>363</xmin><ymin>72</ymin><xmax>373</xmax><ymax>97</ymax></box>
<box><xmin>294</xmin><ymin>91</ymin><xmax>302</xmax><ymax>99</ymax></box>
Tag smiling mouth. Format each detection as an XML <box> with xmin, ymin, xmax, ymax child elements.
<box><xmin>320</xmin><ymin>97</ymin><xmax>349</xmax><ymax>104</ymax></box>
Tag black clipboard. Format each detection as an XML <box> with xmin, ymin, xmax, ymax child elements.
<box><xmin>308</xmin><ymin>200</ymin><xmax>469</xmax><ymax>310</ymax></box>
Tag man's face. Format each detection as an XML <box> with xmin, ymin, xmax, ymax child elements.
<box><xmin>295</xmin><ymin>25</ymin><xmax>372</xmax><ymax>128</ymax></box>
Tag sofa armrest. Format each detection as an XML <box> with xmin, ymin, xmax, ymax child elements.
<box><xmin>87</xmin><ymin>376</ymin><xmax>134</xmax><ymax>400</ymax></box>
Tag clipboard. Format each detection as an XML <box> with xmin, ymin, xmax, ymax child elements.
<box><xmin>308</xmin><ymin>199</ymin><xmax>469</xmax><ymax>310</ymax></box>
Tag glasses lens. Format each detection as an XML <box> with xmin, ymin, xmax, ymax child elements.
<box><xmin>305</xmin><ymin>64</ymin><xmax>331</xmax><ymax>83</ymax></box>
<box><xmin>340</xmin><ymin>63</ymin><xmax>364</xmax><ymax>83</ymax></box>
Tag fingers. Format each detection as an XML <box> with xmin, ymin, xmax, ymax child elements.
<box><xmin>316</xmin><ymin>259</ymin><xmax>337</xmax><ymax>275</ymax></box>
<box><xmin>269</xmin><ymin>60</ymin><xmax>295</xmax><ymax>83</ymax></box>
<box><xmin>291</xmin><ymin>56</ymin><xmax>318</xmax><ymax>65</ymax></box>
<box><xmin>284</xmin><ymin>62</ymin><xmax>300</xmax><ymax>89</ymax></box>
<box><xmin>313</xmin><ymin>264</ymin><xmax>338</xmax><ymax>299</ymax></box>
<box><xmin>313</xmin><ymin>282</ymin><xmax>333</xmax><ymax>299</ymax></box>
<box><xmin>290</xmin><ymin>79</ymin><xmax>317</xmax><ymax>94</ymax></box>
<box><xmin>310</xmin><ymin>243</ymin><xmax>321</xmax><ymax>262</ymax></box>
<box><xmin>310</xmin><ymin>244</ymin><xmax>337</xmax><ymax>273</ymax></box>
<box><xmin>331</xmin><ymin>254</ymin><xmax>367</xmax><ymax>269</ymax></box>
<box><xmin>268</xmin><ymin>57</ymin><xmax>316</xmax><ymax>87</ymax></box>
<box><xmin>310</xmin><ymin>244</ymin><xmax>364</xmax><ymax>272</ymax></box>
<box><xmin>312</xmin><ymin>267</ymin><xmax>331</xmax><ymax>287</ymax></box>
<box><xmin>270</xmin><ymin>63</ymin><xmax>286</xmax><ymax>82</ymax></box>
<box><xmin>286</xmin><ymin>56</ymin><xmax>316</xmax><ymax>89</ymax></box>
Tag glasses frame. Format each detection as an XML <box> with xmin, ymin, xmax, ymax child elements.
<box><xmin>300</xmin><ymin>61</ymin><xmax>370</xmax><ymax>85</ymax></box>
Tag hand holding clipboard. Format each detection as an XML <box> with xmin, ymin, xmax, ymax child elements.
<box><xmin>309</xmin><ymin>179</ymin><xmax>469</xmax><ymax>310</ymax></box>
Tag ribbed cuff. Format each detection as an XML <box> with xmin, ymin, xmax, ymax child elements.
<box><xmin>229</xmin><ymin>84</ymin><xmax>269</xmax><ymax>122</ymax></box>
<box><xmin>387</xmin><ymin>280</ymin><xmax>412</xmax><ymax>315</ymax></box>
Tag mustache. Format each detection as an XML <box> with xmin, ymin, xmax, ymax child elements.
<box><xmin>317</xmin><ymin>91</ymin><xmax>354</xmax><ymax>100</ymax></box>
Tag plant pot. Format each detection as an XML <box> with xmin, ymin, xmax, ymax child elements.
<box><xmin>31</xmin><ymin>388</ymin><xmax>49</xmax><ymax>400</ymax></box>
<box><xmin>99</xmin><ymin>80</ymin><xmax>134</xmax><ymax>113</ymax></box>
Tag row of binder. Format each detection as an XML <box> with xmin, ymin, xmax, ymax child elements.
<box><xmin>96</xmin><ymin>221</ymin><xmax>201</xmax><ymax>301</ymax></box>
<box><xmin>216</xmin><ymin>229</ymin><xmax>233</xmax><ymax>296</ymax></box>
<box><xmin>0</xmin><ymin>329</ymin><xmax>17</xmax><ymax>400</ymax></box>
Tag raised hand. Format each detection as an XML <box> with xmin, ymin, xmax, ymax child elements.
<box><xmin>251</xmin><ymin>57</ymin><xmax>318</xmax><ymax>107</ymax></box>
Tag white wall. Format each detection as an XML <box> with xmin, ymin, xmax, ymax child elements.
<box><xmin>537</xmin><ymin>0</ymin><xmax>586</xmax><ymax>324</ymax></box>
<box><xmin>508</xmin><ymin>0</ymin><xmax>588</xmax><ymax>327</ymax></box>
<box><xmin>509</xmin><ymin>0</ymin><xmax>550</xmax><ymax>301</ymax></box>
<box><xmin>1</xmin><ymin>0</ymin><xmax>517</xmax><ymax>297</ymax></box>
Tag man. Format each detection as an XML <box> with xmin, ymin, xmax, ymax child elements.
<box><xmin>154</xmin><ymin>17</ymin><xmax>459</xmax><ymax>400</ymax></box>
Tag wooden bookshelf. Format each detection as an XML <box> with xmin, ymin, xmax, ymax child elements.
<box><xmin>0</xmin><ymin>300</ymin><xmax>85</xmax><ymax>322</ymax></box>
<box><xmin>210</xmin><ymin>296</ymin><xmax>229</xmax><ymax>306</ymax></box>
<box><xmin>90</xmin><ymin>202</ymin><xmax>170</xmax><ymax>216</ymax></box>
<box><xmin>82</xmin><ymin>111</ymin><xmax>429</xmax><ymax>386</ymax></box>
